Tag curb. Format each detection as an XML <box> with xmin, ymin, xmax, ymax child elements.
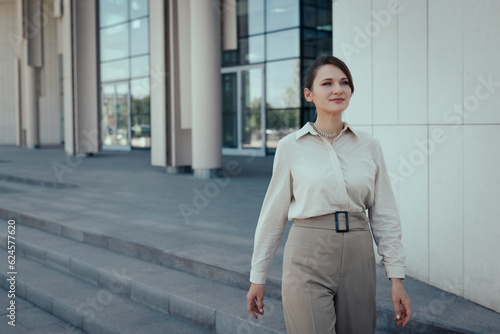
<box><xmin>0</xmin><ymin>173</ymin><xmax>78</xmax><ymax>189</ymax></box>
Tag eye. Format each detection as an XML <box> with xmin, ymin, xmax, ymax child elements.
<box><xmin>322</xmin><ymin>82</ymin><xmax>332</xmax><ymax>86</ymax></box>
<box><xmin>340</xmin><ymin>81</ymin><xmax>349</xmax><ymax>86</ymax></box>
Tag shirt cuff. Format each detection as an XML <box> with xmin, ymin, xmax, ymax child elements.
<box><xmin>384</xmin><ymin>265</ymin><xmax>406</xmax><ymax>279</ymax></box>
<box><xmin>250</xmin><ymin>270</ymin><xmax>267</xmax><ymax>285</ymax></box>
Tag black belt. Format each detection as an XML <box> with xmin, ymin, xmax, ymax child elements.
<box><xmin>294</xmin><ymin>211</ymin><xmax>369</xmax><ymax>232</ymax></box>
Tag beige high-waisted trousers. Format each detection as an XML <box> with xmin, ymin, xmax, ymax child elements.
<box><xmin>282</xmin><ymin>212</ymin><xmax>376</xmax><ymax>334</ymax></box>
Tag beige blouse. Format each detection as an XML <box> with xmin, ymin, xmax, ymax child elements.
<box><xmin>250</xmin><ymin>122</ymin><xmax>406</xmax><ymax>284</ymax></box>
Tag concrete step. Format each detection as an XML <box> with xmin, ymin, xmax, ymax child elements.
<box><xmin>0</xmin><ymin>249</ymin><xmax>219</xmax><ymax>334</ymax></box>
<box><xmin>0</xmin><ymin>222</ymin><xmax>287</xmax><ymax>334</ymax></box>
<box><xmin>0</xmin><ymin>286</ymin><xmax>87</xmax><ymax>334</ymax></box>
<box><xmin>2</xmin><ymin>212</ymin><xmax>500</xmax><ymax>333</ymax></box>
<box><xmin>0</xmin><ymin>208</ymin><xmax>283</xmax><ymax>299</ymax></box>
<box><xmin>0</xmin><ymin>249</ymin><xmax>214</xmax><ymax>334</ymax></box>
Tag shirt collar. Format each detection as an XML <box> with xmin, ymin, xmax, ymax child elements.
<box><xmin>295</xmin><ymin>121</ymin><xmax>359</xmax><ymax>140</ymax></box>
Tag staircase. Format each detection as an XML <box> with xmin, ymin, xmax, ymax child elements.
<box><xmin>0</xmin><ymin>215</ymin><xmax>286</xmax><ymax>334</ymax></box>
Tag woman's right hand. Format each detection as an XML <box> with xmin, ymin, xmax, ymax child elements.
<box><xmin>246</xmin><ymin>283</ymin><xmax>265</xmax><ymax>319</ymax></box>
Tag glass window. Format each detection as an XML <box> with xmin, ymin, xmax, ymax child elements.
<box><xmin>239</xmin><ymin>35</ymin><xmax>265</xmax><ymax>64</ymax></box>
<box><xmin>131</xmin><ymin>77</ymin><xmax>149</xmax><ymax>99</ymax></box>
<box><xmin>131</xmin><ymin>55</ymin><xmax>149</xmax><ymax>78</ymax></box>
<box><xmin>303</xmin><ymin>5</ymin><xmax>317</xmax><ymax>29</ymax></box>
<box><xmin>130</xmin><ymin>0</ymin><xmax>148</xmax><ymax>19</ymax></box>
<box><xmin>100</xmin><ymin>23</ymin><xmax>129</xmax><ymax>62</ymax></box>
<box><xmin>100</xmin><ymin>0</ymin><xmax>129</xmax><ymax>27</ymax></box>
<box><xmin>222</xmin><ymin>50</ymin><xmax>238</xmax><ymax>67</ymax></box>
<box><xmin>302</xmin><ymin>0</ymin><xmax>330</xmax><ymax>9</ymax></box>
<box><xmin>130</xmin><ymin>18</ymin><xmax>149</xmax><ymax>56</ymax></box>
<box><xmin>131</xmin><ymin>78</ymin><xmax>150</xmax><ymax>147</ymax></box>
<box><xmin>266</xmin><ymin>0</ymin><xmax>299</xmax><ymax>32</ymax></box>
<box><xmin>266</xmin><ymin>29</ymin><xmax>299</xmax><ymax>61</ymax></box>
<box><xmin>302</xmin><ymin>6</ymin><xmax>332</xmax><ymax>30</ymax></box>
<box><xmin>266</xmin><ymin>59</ymin><xmax>300</xmax><ymax>109</ymax></box>
<box><xmin>102</xmin><ymin>82</ymin><xmax>130</xmax><ymax>146</ymax></box>
<box><xmin>101</xmin><ymin>59</ymin><xmax>130</xmax><ymax>82</ymax></box>
<box><xmin>237</xmin><ymin>0</ymin><xmax>264</xmax><ymax>36</ymax></box>
<box><xmin>266</xmin><ymin>108</ymin><xmax>300</xmax><ymax>149</ymax></box>
<box><xmin>101</xmin><ymin>84</ymin><xmax>116</xmax><ymax>146</ymax></box>
<box><xmin>99</xmin><ymin>0</ymin><xmax>150</xmax><ymax>148</ymax></box>
<box><xmin>115</xmin><ymin>83</ymin><xmax>130</xmax><ymax>146</ymax></box>
<box><xmin>241</xmin><ymin>68</ymin><xmax>263</xmax><ymax>148</ymax></box>
<box><xmin>302</xmin><ymin>29</ymin><xmax>332</xmax><ymax>59</ymax></box>
<box><xmin>222</xmin><ymin>73</ymin><xmax>238</xmax><ymax>148</ymax></box>
<box><xmin>316</xmin><ymin>8</ymin><xmax>332</xmax><ymax>31</ymax></box>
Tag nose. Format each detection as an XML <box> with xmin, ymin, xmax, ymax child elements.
<box><xmin>332</xmin><ymin>82</ymin><xmax>342</xmax><ymax>95</ymax></box>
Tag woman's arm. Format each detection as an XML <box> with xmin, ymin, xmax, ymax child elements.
<box><xmin>368</xmin><ymin>138</ymin><xmax>406</xmax><ymax>279</ymax></box>
<box><xmin>247</xmin><ymin>140</ymin><xmax>293</xmax><ymax>318</ymax></box>
<box><xmin>369</xmin><ymin>138</ymin><xmax>411</xmax><ymax>326</ymax></box>
<box><xmin>250</xmin><ymin>140</ymin><xmax>293</xmax><ymax>284</ymax></box>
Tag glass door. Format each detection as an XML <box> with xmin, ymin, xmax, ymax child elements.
<box><xmin>102</xmin><ymin>82</ymin><xmax>131</xmax><ymax>150</ymax></box>
<box><xmin>221</xmin><ymin>65</ymin><xmax>265</xmax><ymax>156</ymax></box>
<box><xmin>222</xmin><ymin>72</ymin><xmax>238</xmax><ymax>148</ymax></box>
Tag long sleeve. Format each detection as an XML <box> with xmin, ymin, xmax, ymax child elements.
<box><xmin>250</xmin><ymin>140</ymin><xmax>293</xmax><ymax>284</ymax></box>
<box><xmin>368</xmin><ymin>139</ymin><xmax>406</xmax><ymax>279</ymax></box>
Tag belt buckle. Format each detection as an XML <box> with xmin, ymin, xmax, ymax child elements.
<box><xmin>335</xmin><ymin>211</ymin><xmax>349</xmax><ymax>232</ymax></box>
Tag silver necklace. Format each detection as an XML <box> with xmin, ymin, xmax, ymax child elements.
<box><xmin>312</xmin><ymin>123</ymin><xmax>339</xmax><ymax>139</ymax></box>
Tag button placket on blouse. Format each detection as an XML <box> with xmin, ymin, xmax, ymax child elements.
<box><xmin>317</xmin><ymin>134</ymin><xmax>350</xmax><ymax>212</ymax></box>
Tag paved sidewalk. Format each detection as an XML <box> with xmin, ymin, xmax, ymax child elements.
<box><xmin>1</xmin><ymin>145</ymin><xmax>500</xmax><ymax>333</ymax></box>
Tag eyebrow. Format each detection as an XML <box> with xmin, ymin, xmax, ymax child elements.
<box><xmin>320</xmin><ymin>77</ymin><xmax>349</xmax><ymax>82</ymax></box>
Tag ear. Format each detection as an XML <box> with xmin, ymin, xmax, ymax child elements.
<box><xmin>304</xmin><ymin>88</ymin><xmax>313</xmax><ymax>102</ymax></box>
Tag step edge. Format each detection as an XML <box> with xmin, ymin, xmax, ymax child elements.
<box><xmin>0</xmin><ymin>270</ymin><xmax>123</xmax><ymax>334</ymax></box>
<box><xmin>0</xmin><ymin>240</ymin><xmax>286</xmax><ymax>333</ymax></box>
<box><xmin>0</xmin><ymin>208</ymin><xmax>283</xmax><ymax>299</ymax></box>
<box><xmin>0</xmin><ymin>256</ymin><xmax>215</xmax><ymax>334</ymax></box>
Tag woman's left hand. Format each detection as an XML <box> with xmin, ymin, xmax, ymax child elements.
<box><xmin>390</xmin><ymin>278</ymin><xmax>412</xmax><ymax>327</ymax></box>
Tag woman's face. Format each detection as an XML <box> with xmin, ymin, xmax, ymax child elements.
<box><xmin>304</xmin><ymin>64</ymin><xmax>352</xmax><ymax>116</ymax></box>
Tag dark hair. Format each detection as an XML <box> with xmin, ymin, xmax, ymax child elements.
<box><xmin>304</xmin><ymin>56</ymin><xmax>354</xmax><ymax>95</ymax></box>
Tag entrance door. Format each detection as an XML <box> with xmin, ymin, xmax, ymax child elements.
<box><xmin>221</xmin><ymin>65</ymin><xmax>266</xmax><ymax>156</ymax></box>
<box><xmin>101</xmin><ymin>82</ymin><xmax>131</xmax><ymax>150</ymax></box>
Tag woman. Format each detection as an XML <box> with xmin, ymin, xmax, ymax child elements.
<box><xmin>246</xmin><ymin>56</ymin><xmax>412</xmax><ymax>333</ymax></box>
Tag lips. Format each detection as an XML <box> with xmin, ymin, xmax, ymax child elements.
<box><xmin>331</xmin><ymin>98</ymin><xmax>344</xmax><ymax>102</ymax></box>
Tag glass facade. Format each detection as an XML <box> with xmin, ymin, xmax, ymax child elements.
<box><xmin>222</xmin><ymin>0</ymin><xmax>332</xmax><ymax>151</ymax></box>
<box><xmin>99</xmin><ymin>0</ymin><xmax>150</xmax><ymax>149</ymax></box>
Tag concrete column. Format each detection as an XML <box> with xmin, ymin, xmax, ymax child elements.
<box><xmin>190</xmin><ymin>0</ymin><xmax>222</xmax><ymax>178</ymax></box>
<box><xmin>61</xmin><ymin>0</ymin><xmax>75</xmax><ymax>154</ymax></box>
<box><xmin>222</xmin><ymin>0</ymin><xmax>237</xmax><ymax>50</ymax></box>
<box><xmin>150</xmin><ymin>0</ymin><xmax>193</xmax><ymax>171</ymax></box>
<box><xmin>60</xmin><ymin>0</ymin><xmax>100</xmax><ymax>156</ymax></box>
<box><xmin>149</xmin><ymin>0</ymin><xmax>168</xmax><ymax>167</ymax></box>
<box><xmin>13</xmin><ymin>0</ymin><xmax>23</xmax><ymax>146</ymax></box>
<box><xmin>14</xmin><ymin>57</ymin><xmax>22</xmax><ymax>146</ymax></box>
<box><xmin>23</xmin><ymin>55</ymin><xmax>39</xmax><ymax>148</ymax></box>
<box><xmin>22</xmin><ymin>0</ymin><xmax>43</xmax><ymax>148</ymax></box>
<box><xmin>167</xmin><ymin>0</ymin><xmax>192</xmax><ymax>170</ymax></box>
<box><xmin>73</xmin><ymin>0</ymin><xmax>99</xmax><ymax>155</ymax></box>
